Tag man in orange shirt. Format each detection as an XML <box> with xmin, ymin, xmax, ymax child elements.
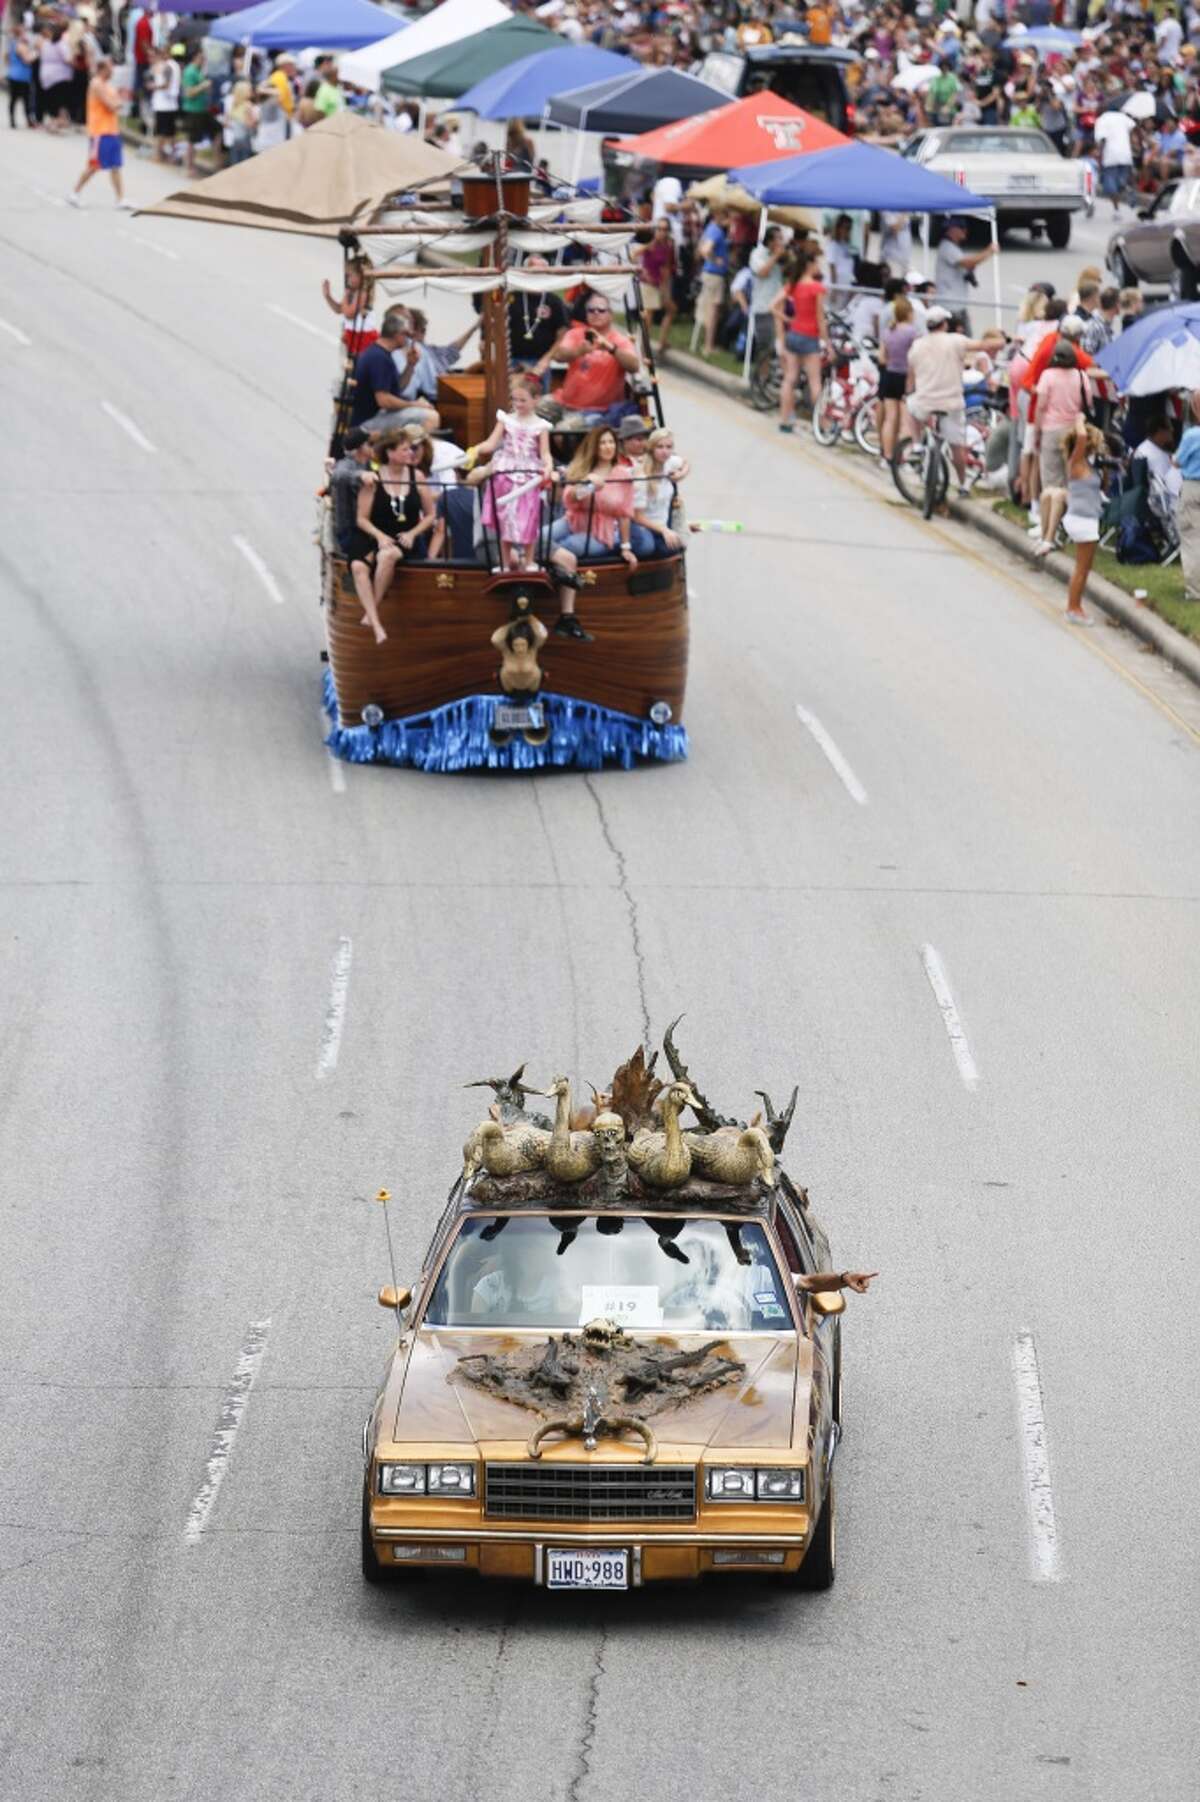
<box><xmin>68</xmin><ymin>59</ymin><xmax>133</xmax><ymax>208</ymax></box>
<box><xmin>553</xmin><ymin>295</ymin><xmax>641</xmax><ymax>421</ymax></box>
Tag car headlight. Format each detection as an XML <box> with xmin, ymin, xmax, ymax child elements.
<box><xmin>377</xmin><ymin>1463</ymin><xmax>426</xmax><ymax>1496</ymax></box>
<box><xmin>756</xmin><ymin>1467</ymin><xmax>805</xmax><ymax>1502</ymax></box>
<box><xmin>705</xmin><ymin>1466</ymin><xmax>806</xmax><ymax>1503</ymax></box>
<box><xmin>427</xmin><ymin>1462</ymin><xmax>476</xmax><ymax>1497</ymax></box>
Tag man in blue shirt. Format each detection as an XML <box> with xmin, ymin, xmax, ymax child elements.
<box><xmin>349</xmin><ymin>312</ymin><xmax>439</xmax><ymax>432</ymax></box>
<box><xmin>697</xmin><ymin>207</ymin><xmax>730</xmax><ymax>358</ymax></box>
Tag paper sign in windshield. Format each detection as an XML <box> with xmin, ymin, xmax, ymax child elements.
<box><xmin>579</xmin><ymin>1285</ymin><xmax>663</xmax><ymax>1328</ymax></box>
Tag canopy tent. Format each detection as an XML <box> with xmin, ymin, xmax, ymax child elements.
<box><xmin>610</xmin><ymin>90</ymin><xmax>848</xmax><ymax>171</ymax></box>
<box><xmin>545</xmin><ymin>66</ymin><xmax>727</xmax><ymax>137</ymax></box>
<box><xmin>729</xmin><ymin>140</ymin><xmax>992</xmax><ymax>212</ymax></box>
<box><xmin>1095</xmin><ymin>301</ymin><xmax>1200</xmax><ymax>396</ymax></box>
<box><xmin>454</xmin><ymin>43</ymin><xmax>631</xmax><ymax>119</ymax></box>
<box><xmin>209</xmin><ymin>0</ymin><xmax>400</xmax><ymax>50</ymax></box>
<box><xmin>381</xmin><ymin>16</ymin><xmax>565</xmax><ymax>99</ymax></box>
<box><xmin>340</xmin><ymin>0</ymin><xmax>508</xmax><ymax>92</ymax></box>
<box><xmin>137</xmin><ymin>111</ymin><xmax>464</xmax><ymax>235</ymax></box>
<box><xmin>688</xmin><ymin>170</ymin><xmax>819</xmax><ymax>232</ymax></box>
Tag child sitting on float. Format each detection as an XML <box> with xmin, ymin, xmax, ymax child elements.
<box><xmin>468</xmin><ymin>374</ymin><xmax>554</xmax><ymax>572</ymax></box>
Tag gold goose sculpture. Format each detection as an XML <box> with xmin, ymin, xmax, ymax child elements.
<box><xmin>473</xmin><ymin>1117</ymin><xmax>551</xmax><ymax>1179</ymax></box>
<box><xmin>627</xmin><ymin>1081</ymin><xmax>698</xmax><ymax>1189</ymax></box>
<box><xmin>684</xmin><ymin>1124</ymin><xmax>776</xmax><ymax>1188</ymax></box>
<box><xmin>544</xmin><ymin>1075</ymin><xmax>602</xmax><ymax>1184</ymax></box>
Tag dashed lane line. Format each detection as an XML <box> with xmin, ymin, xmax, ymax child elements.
<box><xmin>232</xmin><ymin>534</ymin><xmax>286</xmax><ymax>606</ymax></box>
<box><xmin>183</xmin><ymin>1319</ymin><xmax>272</xmax><ymax>1545</ymax></box>
<box><xmin>795</xmin><ymin>703</ymin><xmax>868</xmax><ymax>805</ymax></box>
<box><xmin>100</xmin><ymin>400</ymin><xmax>156</xmax><ymax>452</ymax></box>
<box><xmin>315</xmin><ymin>935</ymin><xmax>353</xmax><ymax>1079</ymax></box>
<box><xmin>1013</xmin><ymin>1332</ymin><xmax>1063</xmax><ymax>1582</ymax></box>
<box><xmin>919</xmin><ymin>942</ymin><xmax>980</xmax><ymax>1091</ymax></box>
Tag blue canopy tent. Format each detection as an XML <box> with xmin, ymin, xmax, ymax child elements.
<box><xmin>455</xmin><ymin>44</ymin><xmax>632</xmax><ymax>120</ymax></box>
<box><xmin>729</xmin><ymin>140</ymin><xmax>992</xmax><ymax>213</ymax></box>
<box><xmin>209</xmin><ymin>0</ymin><xmax>401</xmax><ymax>51</ymax></box>
<box><xmin>729</xmin><ymin>140</ymin><xmax>1000</xmax><ymax>369</ymax></box>
<box><xmin>545</xmin><ymin>66</ymin><xmax>727</xmax><ymax>137</ymax></box>
<box><xmin>1096</xmin><ymin>301</ymin><xmax>1200</xmax><ymax>396</ymax></box>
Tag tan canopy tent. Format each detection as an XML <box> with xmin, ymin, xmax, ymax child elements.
<box><xmin>137</xmin><ymin>112</ymin><xmax>466</xmax><ymax>237</ymax></box>
<box><xmin>687</xmin><ymin>171</ymin><xmax>818</xmax><ymax>234</ymax></box>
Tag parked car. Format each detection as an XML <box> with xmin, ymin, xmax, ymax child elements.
<box><xmin>900</xmin><ymin>125</ymin><xmax>1088</xmax><ymax>247</ymax></box>
<box><xmin>695</xmin><ymin>44</ymin><xmax>859</xmax><ymax>134</ymax></box>
<box><xmin>1107</xmin><ymin>176</ymin><xmax>1200</xmax><ymax>290</ymax></box>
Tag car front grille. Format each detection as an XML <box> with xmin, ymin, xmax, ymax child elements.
<box><xmin>485</xmin><ymin>1462</ymin><xmax>696</xmax><ymax>1522</ymax></box>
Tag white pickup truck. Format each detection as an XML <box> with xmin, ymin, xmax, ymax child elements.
<box><xmin>900</xmin><ymin>125</ymin><xmax>1089</xmax><ymax>248</ymax></box>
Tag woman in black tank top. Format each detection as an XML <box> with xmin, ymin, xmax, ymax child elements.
<box><xmin>347</xmin><ymin>430</ymin><xmax>442</xmax><ymax>645</ymax></box>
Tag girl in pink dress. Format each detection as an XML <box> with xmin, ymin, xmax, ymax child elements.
<box><xmin>471</xmin><ymin>375</ymin><xmax>554</xmax><ymax>570</ymax></box>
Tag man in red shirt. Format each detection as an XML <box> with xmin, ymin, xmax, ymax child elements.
<box><xmin>553</xmin><ymin>294</ymin><xmax>640</xmax><ymax>420</ymax></box>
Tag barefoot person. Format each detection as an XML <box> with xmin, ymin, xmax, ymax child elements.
<box><xmin>1060</xmin><ymin>415</ymin><xmax>1106</xmax><ymax>624</ymax></box>
<box><xmin>67</xmin><ymin>60</ymin><xmax>133</xmax><ymax>209</ymax></box>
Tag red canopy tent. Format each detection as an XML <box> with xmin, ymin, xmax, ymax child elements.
<box><xmin>609</xmin><ymin>90</ymin><xmax>849</xmax><ymax>169</ymax></box>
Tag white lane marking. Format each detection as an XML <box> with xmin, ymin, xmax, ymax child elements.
<box><xmin>1013</xmin><ymin>1332</ymin><xmax>1062</xmax><ymax>1582</ymax></box>
<box><xmin>232</xmin><ymin>534</ymin><xmax>286</xmax><ymax>606</ymax></box>
<box><xmin>919</xmin><ymin>943</ymin><xmax>980</xmax><ymax>1091</ymax></box>
<box><xmin>100</xmin><ymin>400</ymin><xmax>157</xmax><ymax>453</ymax></box>
<box><xmin>267</xmin><ymin>303</ymin><xmax>331</xmax><ymax>342</ymax></box>
<box><xmin>315</xmin><ymin>936</ymin><xmax>353</xmax><ymax>1078</ymax></box>
<box><xmin>0</xmin><ymin>318</ymin><xmax>33</xmax><ymax>347</ymax></box>
<box><xmin>321</xmin><ymin>711</ymin><xmax>347</xmax><ymax>792</ymax></box>
<box><xmin>795</xmin><ymin>703</ymin><xmax>868</xmax><ymax>806</ymax></box>
<box><xmin>116</xmin><ymin>228</ymin><xmax>181</xmax><ymax>262</ymax></box>
<box><xmin>183</xmin><ymin>1319</ymin><xmax>271</xmax><ymax>1545</ymax></box>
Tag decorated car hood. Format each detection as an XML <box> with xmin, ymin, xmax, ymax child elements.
<box><xmin>390</xmin><ymin>1328</ymin><xmax>811</xmax><ymax>1454</ymax></box>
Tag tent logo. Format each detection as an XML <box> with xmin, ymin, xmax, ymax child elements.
<box><xmin>757</xmin><ymin>116</ymin><xmax>809</xmax><ymax>150</ymax></box>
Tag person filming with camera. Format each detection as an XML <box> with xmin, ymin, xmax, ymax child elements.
<box><xmin>934</xmin><ymin>216</ymin><xmax>996</xmax><ymax>335</ymax></box>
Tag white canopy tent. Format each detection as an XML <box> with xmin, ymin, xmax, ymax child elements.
<box><xmin>340</xmin><ymin>0</ymin><xmax>510</xmax><ymax>93</ymax></box>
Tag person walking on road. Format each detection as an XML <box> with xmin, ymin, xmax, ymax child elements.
<box><xmin>67</xmin><ymin>60</ymin><xmax>133</xmax><ymax>208</ymax></box>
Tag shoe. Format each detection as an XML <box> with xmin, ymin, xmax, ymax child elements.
<box><xmin>116</xmin><ymin>198</ymin><xmax>135</xmax><ymax>210</ymax></box>
<box><xmin>778</xmin><ymin>422</ymin><xmax>794</xmax><ymax>434</ymax></box>
<box><xmin>957</xmin><ymin>485</ymin><xmax>970</xmax><ymax>500</ymax></box>
<box><xmin>1065</xmin><ymin>611</ymin><xmax>1094</xmax><ymax>626</ymax></box>
<box><xmin>65</xmin><ymin>193</ymin><xmax>82</xmax><ymax>208</ymax></box>
<box><xmin>1027</xmin><ymin>524</ymin><xmax>1042</xmax><ymax>539</ymax></box>
<box><xmin>554</xmin><ymin>615</ymin><xmax>593</xmax><ymax>642</ymax></box>
<box><xmin>1034</xmin><ymin>540</ymin><xmax>1054</xmax><ymax>557</ymax></box>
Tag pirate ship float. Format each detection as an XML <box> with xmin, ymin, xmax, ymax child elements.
<box><xmin>143</xmin><ymin>116</ymin><xmax>690</xmax><ymax>773</ymax></box>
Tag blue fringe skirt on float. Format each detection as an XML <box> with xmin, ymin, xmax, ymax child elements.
<box><xmin>321</xmin><ymin>672</ymin><xmax>688</xmax><ymax>773</ymax></box>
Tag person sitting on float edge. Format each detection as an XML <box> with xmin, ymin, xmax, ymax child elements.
<box><xmin>548</xmin><ymin>295</ymin><xmax>640</xmax><ymax>424</ymax></box>
<box><xmin>346</xmin><ymin>429</ymin><xmax>440</xmax><ymax>645</ymax></box>
<box><xmin>349</xmin><ymin>312</ymin><xmax>439</xmax><ymax>435</ymax></box>
<box><xmin>631</xmin><ymin>426</ymin><xmax>688</xmax><ymax>559</ymax></box>
<box><xmin>548</xmin><ymin>426</ymin><xmax>638</xmax><ymax>642</ymax></box>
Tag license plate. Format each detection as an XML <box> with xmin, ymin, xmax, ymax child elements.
<box><xmin>1009</xmin><ymin>174</ymin><xmax>1039</xmax><ymax>189</ymax></box>
<box><xmin>546</xmin><ymin>1548</ymin><xmax>629</xmax><ymax>1590</ymax></box>
<box><xmin>494</xmin><ymin>703</ymin><xmax>544</xmax><ymax>731</ymax></box>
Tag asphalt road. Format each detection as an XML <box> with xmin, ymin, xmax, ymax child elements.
<box><xmin>1</xmin><ymin>129</ymin><xmax>1198</xmax><ymax>1802</ymax></box>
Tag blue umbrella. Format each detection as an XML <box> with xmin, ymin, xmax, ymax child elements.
<box><xmin>455</xmin><ymin>45</ymin><xmax>632</xmax><ymax>120</ymax></box>
<box><xmin>1003</xmin><ymin>26</ymin><xmax>1082</xmax><ymax>52</ymax></box>
<box><xmin>209</xmin><ymin>0</ymin><xmax>402</xmax><ymax>51</ymax></box>
<box><xmin>1096</xmin><ymin>301</ymin><xmax>1200</xmax><ymax>396</ymax></box>
<box><xmin>729</xmin><ymin>140</ymin><xmax>991</xmax><ymax>212</ymax></box>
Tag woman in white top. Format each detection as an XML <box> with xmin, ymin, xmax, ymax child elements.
<box><xmin>631</xmin><ymin>428</ymin><xmax>690</xmax><ymax>558</ymax></box>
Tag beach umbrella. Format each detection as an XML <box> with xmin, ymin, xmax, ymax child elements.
<box><xmin>891</xmin><ymin>62</ymin><xmax>938</xmax><ymax>92</ymax></box>
<box><xmin>1096</xmin><ymin>300</ymin><xmax>1200</xmax><ymax>396</ymax></box>
<box><xmin>1122</xmin><ymin>90</ymin><xmax>1157</xmax><ymax>121</ymax></box>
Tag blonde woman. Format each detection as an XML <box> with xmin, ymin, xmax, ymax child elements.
<box><xmin>631</xmin><ymin>427</ymin><xmax>689</xmax><ymax>556</ymax></box>
<box><xmin>347</xmin><ymin>429</ymin><xmax>441</xmax><ymax>643</ymax></box>
<box><xmin>1059</xmin><ymin>414</ymin><xmax>1106</xmax><ymax>623</ymax></box>
<box><xmin>224</xmin><ymin>80</ymin><xmax>258</xmax><ymax>164</ymax></box>
<box><xmin>548</xmin><ymin>426</ymin><xmax>638</xmax><ymax>640</ymax></box>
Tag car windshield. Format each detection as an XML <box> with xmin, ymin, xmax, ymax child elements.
<box><xmin>944</xmin><ymin>131</ymin><xmax>1054</xmax><ymax>157</ymax></box>
<box><xmin>423</xmin><ymin>1214</ymin><xmax>793</xmax><ymax>1333</ymax></box>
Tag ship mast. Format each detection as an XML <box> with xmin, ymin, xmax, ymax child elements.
<box><xmin>481</xmin><ymin>154</ymin><xmax>512</xmax><ymax>429</ymax></box>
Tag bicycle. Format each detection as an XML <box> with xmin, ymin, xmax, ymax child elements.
<box><xmin>749</xmin><ymin>344</ymin><xmax>782</xmax><ymax>412</ymax></box>
<box><xmin>891</xmin><ymin>410</ymin><xmax>952</xmax><ymax>518</ymax></box>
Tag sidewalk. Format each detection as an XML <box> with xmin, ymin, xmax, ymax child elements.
<box><xmin>660</xmin><ymin>342</ymin><xmax>1200</xmax><ymax>695</ymax></box>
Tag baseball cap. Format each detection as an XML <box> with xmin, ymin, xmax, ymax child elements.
<box><xmin>925</xmin><ymin>304</ymin><xmax>952</xmax><ymax>326</ymax></box>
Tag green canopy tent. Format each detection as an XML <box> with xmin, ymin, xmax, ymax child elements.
<box><xmin>382</xmin><ymin>16</ymin><xmax>567</xmax><ymax>99</ymax></box>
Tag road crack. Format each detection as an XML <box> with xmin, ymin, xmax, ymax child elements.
<box><xmin>566</xmin><ymin>1625</ymin><xmax>607</xmax><ymax>1802</ymax></box>
<box><xmin>583</xmin><ymin>778</ymin><xmax>651</xmax><ymax>1048</ymax></box>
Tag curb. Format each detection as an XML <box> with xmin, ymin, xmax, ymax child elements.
<box><xmin>664</xmin><ymin>344</ymin><xmax>1200</xmax><ymax>694</ymax></box>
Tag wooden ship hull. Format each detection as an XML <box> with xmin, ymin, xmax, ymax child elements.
<box><xmin>322</xmin><ymin>552</ymin><xmax>689</xmax><ymax>772</ymax></box>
